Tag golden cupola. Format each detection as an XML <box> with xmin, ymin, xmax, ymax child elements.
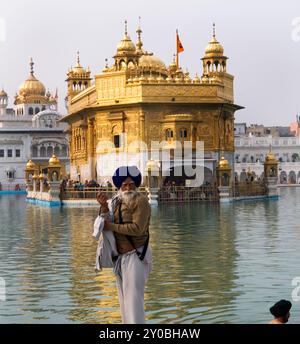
<box><xmin>0</xmin><ymin>89</ymin><xmax>8</xmax><ymax>98</ymax></box>
<box><xmin>71</xmin><ymin>52</ymin><xmax>88</xmax><ymax>74</ymax></box>
<box><xmin>66</xmin><ymin>52</ymin><xmax>92</xmax><ymax>100</ymax></box>
<box><xmin>114</xmin><ymin>20</ymin><xmax>139</xmax><ymax>70</ymax></box>
<box><xmin>218</xmin><ymin>156</ymin><xmax>230</xmax><ymax>170</ymax></box>
<box><xmin>48</xmin><ymin>154</ymin><xmax>61</xmax><ymax>167</ymax></box>
<box><xmin>18</xmin><ymin>58</ymin><xmax>46</xmax><ymax>97</ymax></box>
<box><xmin>265</xmin><ymin>151</ymin><xmax>277</xmax><ymax>163</ymax></box>
<box><xmin>202</xmin><ymin>23</ymin><xmax>228</xmax><ymax>76</ymax></box>
<box><xmin>117</xmin><ymin>34</ymin><xmax>136</xmax><ymax>53</ymax></box>
<box><xmin>204</xmin><ymin>35</ymin><xmax>224</xmax><ymax>58</ymax></box>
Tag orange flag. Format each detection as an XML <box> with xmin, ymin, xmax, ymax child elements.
<box><xmin>176</xmin><ymin>30</ymin><xmax>184</xmax><ymax>53</ymax></box>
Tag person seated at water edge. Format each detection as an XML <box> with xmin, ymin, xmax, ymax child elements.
<box><xmin>96</xmin><ymin>166</ymin><xmax>152</xmax><ymax>324</ymax></box>
<box><xmin>269</xmin><ymin>299</ymin><xmax>292</xmax><ymax>324</ymax></box>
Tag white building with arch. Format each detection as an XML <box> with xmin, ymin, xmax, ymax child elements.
<box><xmin>234</xmin><ymin>135</ymin><xmax>300</xmax><ymax>184</ymax></box>
<box><xmin>0</xmin><ymin>59</ymin><xmax>69</xmax><ymax>189</ymax></box>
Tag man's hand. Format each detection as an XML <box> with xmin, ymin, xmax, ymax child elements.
<box><xmin>103</xmin><ymin>219</ymin><xmax>111</xmax><ymax>231</ymax></box>
<box><xmin>97</xmin><ymin>192</ymin><xmax>109</xmax><ymax>212</ymax></box>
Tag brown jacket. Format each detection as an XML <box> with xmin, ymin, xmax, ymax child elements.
<box><xmin>101</xmin><ymin>193</ymin><xmax>151</xmax><ymax>254</ymax></box>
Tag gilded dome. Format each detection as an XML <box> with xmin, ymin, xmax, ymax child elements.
<box><xmin>25</xmin><ymin>159</ymin><xmax>38</xmax><ymax>170</ymax></box>
<box><xmin>139</xmin><ymin>54</ymin><xmax>166</xmax><ymax>71</ymax></box>
<box><xmin>71</xmin><ymin>52</ymin><xmax>88</xmax><ymax>74</ymax></box>
<box><xmin>117</xmin><ymin>34</ymin><xmax>136</xmax><ymax>53</ymax></box>
<box><xmin>116</xmin><ymin>20</ymin><xmax>136</xmax><ymax>53</ymax></box>
<box><xmin>19</xmin><ymin>74</ymin><xmax>46</xmax><ymax>97</ymax></box>
<box><xmin>205</xmin><ymin>36</ymin><xmax>224</xmax><ymax>57</ymax></box>
<box><xmin>48</xmin><ymin>154</ymin><xmax>61</xmax><ymax>167</ymax></box>
<box><xmin>19</xmin><ymin>59</ymin><xmax>46</xmax><ymax>97</ymax></box>
<box><xmin>0</xmin><ymin>89</ymin><xmax>7</xmax><ymax>97</ymax></box>
<box><xmin>265</xmin><ymin>152</ymin><xmax>277</xmax><ymax>163</ymax></box>
<box><xmin>218</xmin><ymin>156</ymin><xmax>230</xmax><ymax>169</ymax></box>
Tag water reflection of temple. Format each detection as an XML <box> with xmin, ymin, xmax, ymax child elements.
<box><xmin>146</xmin><ymin>204</ymin><xmax>240</xmax><ymax>323</ymax></box>
<box><xmin>64</xmin><ymin>207</ymin><xmax>121</xmax><ymax>323</ymax></box>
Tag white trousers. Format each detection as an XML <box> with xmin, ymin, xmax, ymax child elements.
<box><xmin>116</xmin><ymin>246</ymin><xmax>152</xmax><ymax>324</ymax></box>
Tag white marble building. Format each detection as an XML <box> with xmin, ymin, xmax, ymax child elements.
<box><xmin>234</xmin><ymin>135</ymin><xmax>300</xmax><ymax>184</ymax></box>
<box><xmin>0</xmin><ymin>59</ymin><xmax>69</xmax><ymax>189</ymax></box>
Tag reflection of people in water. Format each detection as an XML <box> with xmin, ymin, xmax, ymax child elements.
<box><xmin>269</xmin><ymin>299</ymin><xmax>292</xmax><ymax>324</ymax></box>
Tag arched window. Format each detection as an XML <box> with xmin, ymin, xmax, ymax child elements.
<box><xmin>119</xmin><ymin>60</ymin><xmax>126</xmax><ymax>70</ymax></box>
<box><xmin>28</xmin><ymin>107</ymin><xmax>34</xmax><ymax>115</ymax></box>
<box><xmin>42</xmin><ymin>106</ymin><xmax>46</xmax><ymax>111</ymax></box>
<box><xmin>47</xmin><ymin>146</ymin><xmax>53</xmax><ymax>157</ymax></box>
<box><xmin>32</xmin><ymin>146</ymin><xmax>38</xmax><ymax>157</ymax></box>
<box><xmin>54</xmin><ymin>146</ymin><xmax>60</xmax><ymax>156</ymax></box>
<box><xmin>222</xmin><ymin>61</ymin><xmax>226</xmax><ymax>72</ymax></box>
<box><xmin>40</xmin><ymin>146</ymin><xmax>46</xmax><ymax>157</ymax></box>
<box><xmin>35</xmin><ymin>107</ymin><xmax>40</xmax><ymax>114</ymax></box>
<box><xmin>206</xmin><ymin>61</ymin><xmax>211</xmax><ymax>73</ymax></box>
<box><xmin>166</xmin><ymin>129</ymin><xmax>174</xmax><ymax>140</ymax></box>
<box><xmin>127</xmin><ymin>61</ymin><xmax>135</xmax><ymax>69</ymax></box>
<box><xmin>179</xmin><ymin>128</ymin><xmax>188</xmax><ymax>139</ymax></box>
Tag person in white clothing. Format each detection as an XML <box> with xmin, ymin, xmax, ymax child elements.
<box><xmin>97</xmin><ymin>166</ymin><xmax>152</xmax><ymax>324</ymax></box>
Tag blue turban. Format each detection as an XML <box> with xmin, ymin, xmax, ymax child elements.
<box><xmin>112</xmin><ymin>166</ymin><xmax>142</xmax><ymax>189</ymax></box>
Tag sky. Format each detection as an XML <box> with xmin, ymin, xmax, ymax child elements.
<box><xmin>0</xmin><ymin>0</ymin><xmax>300</xmax><ymax>126</ymax></box>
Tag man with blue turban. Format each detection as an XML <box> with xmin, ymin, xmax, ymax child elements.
<box><xmin>97</xmin><ymin>166</ymin><xmax>152</xmax><ymax>324</ymax></box>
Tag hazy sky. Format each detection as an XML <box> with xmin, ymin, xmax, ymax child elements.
<box><xmin>0</xmin><ymin>0</ymin><xmax>300</xmax><ymax>126</ymax></box>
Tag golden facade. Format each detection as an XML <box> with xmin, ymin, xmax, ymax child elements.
<box><xmin>63</xmin><ymin>22</ymin><xmax>243</xmax><ymax>184</ymax></box>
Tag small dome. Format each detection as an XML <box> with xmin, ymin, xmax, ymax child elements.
<box><xmin>193</xmin><ymin>74</ymin><xmax>201</xmax><ymax>84</ymax></box>
<box><xmin>0</xmin><ymin>89</ymin><xmax>7</xmax><ymax>97</ymax></box>
<box><xmin>265</xmin><ymin>152</ymin><xmax>277</xmax><ymax>163</ymax></box>
<box><xmin>139</xmin><ymin>54</ymin><xmax>166</xmax><ymax>71</ymax></box>
<box><xmin>26</xmin><ymin>159</ymin><xmax>38</xmax><ymax>170</ymax></box>
<box><xmin>48</xmin><ymin>154</ymin><xmax>61</xmax><ymax>167</ymax></box>
<box><xmin>205</xmin><ymin>36</ymin><xmax>224</xmax><ymax>57</ymax></box>
<box><xmin>169</xmin><ymin>58</ymin><xmax>177</xmax><ymax>70</ymax></box>
<box><xmin>218</xmin><ymin>156</ymin><xmax>230</xmax><ymax>169</ymax></box>
<box><xmin>117</xmin><ymin>34</ymin><xmax>136</xmax><ymax>53</ymax></box>
<box><xmin>70</xmin><ymin>52</ymin><xmax>88</xmax><ymax>74</ymax></box>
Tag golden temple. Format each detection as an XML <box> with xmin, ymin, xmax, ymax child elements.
<box><xmin>63</xmin><ymin>21</ymin><xmax>243</xmax><ymax>185</ymax></box>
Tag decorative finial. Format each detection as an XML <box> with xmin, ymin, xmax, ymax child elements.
<box><xmin>105</xmin><ymin>58</ymin><xmax>108</xmax><ymax>68</ymax></box>
<box><xmin>136</xmin><ymin>16</ymin><xmax>143</xmax><ymax>51</ymax></box>
<box><xmin>213</xmin><ymin>23</ymin><xmax>216</xmax><ymax>38</ymax></box>
<box><xmin>76</xmin><ymin>51</ymin><xmax>80</xmax><ymax>66</ymax></box>
<box><xmin>30</xmin><ymin>57</ymin><xmax>34</xmax><ymax>75</ymax></box>
<box><xmin>125</xmin><ymin>20</ymin><xmax>128</xmax><ymax>35</ymax></box>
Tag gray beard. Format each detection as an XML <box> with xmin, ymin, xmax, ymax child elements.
<box><xmin>118</xmin><ymin>190</ymin><xmax>139</xmax><ymax>208</ymax></box>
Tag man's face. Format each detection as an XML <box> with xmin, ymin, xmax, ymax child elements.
<box><xmin>120</xmin><ymin>177</ymin><xmax>136</xmax><ymax>192</ymax></box>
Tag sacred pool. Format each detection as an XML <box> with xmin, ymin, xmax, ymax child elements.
<box><xmin>0</xmin><ymin>188</ymin><xmax>299</xmax><ymax>324</ymax></box>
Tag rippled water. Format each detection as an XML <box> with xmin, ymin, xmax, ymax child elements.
<box><xmin>1</xmin><ymin>188</ymin><xmax>300</xmax><ymax>324</ymax></box>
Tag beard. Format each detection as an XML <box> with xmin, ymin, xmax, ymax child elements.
<box><xmin>118</xmin><ymin>189</ymin><xmax>139</xmax><ymax>208</ymax></box>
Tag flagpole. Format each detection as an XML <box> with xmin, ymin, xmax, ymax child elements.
<box><xmin>176</xmin><ymin>29</ymin><xmax>179</xmax><ymax>69</ymax></box>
